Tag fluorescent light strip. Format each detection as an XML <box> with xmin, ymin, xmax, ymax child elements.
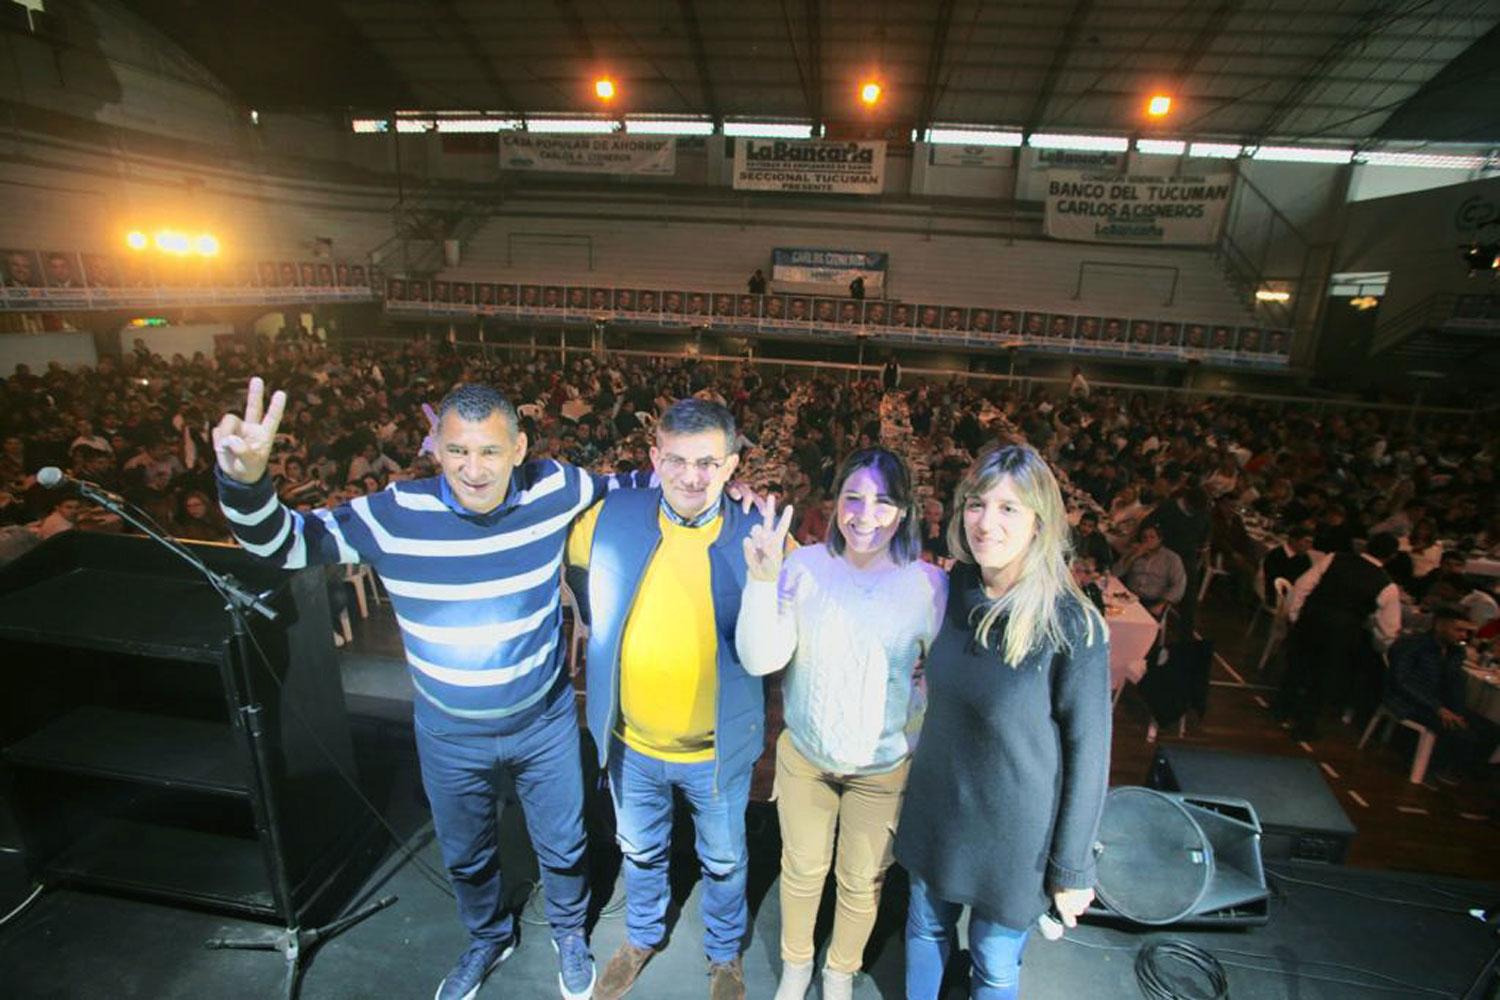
<box><xmin>1252</xmin><ymin>145</ymin><xmax>1353</xmax><ymax>164</ymax></box>
<box><xmin>1028</xmin><ymin>133</ymin><xmax>1129</xmax><ymax>152</ymax></box>
<box><xmin>625</xmin><ymin>118</ymin><xmax>715</xmax><ymax>136</ymax></box>
<box><xmin>351</xmin><ymin>119</ymin><xmax>388</xmax><ymax>133</ymax></box>
<box><xmin>723</xmin><ymin>121</ymin><xmax>815</xmax><ymax>139</ymax></box>
<box><xmin>1136</xmin><ymin>139</ymin><xmax>1186</xmax><ymax>156</ymax></box>
<box><xmin>525</xmin><ymin>118</ymin><xmax>620</xmax><ymax>134</ymax></box>
<box><xmin>435</xmin><ymin>119</ymin><xmax>524</xmax><ymax>133</ymax></box>
<box><xmin>395</xmin><ymin>119</ymin><xmax>435</xmax><ymax>133</ymax></box>
<box><xmin>1188</xmin><ymin>142</ymin><xmax>1243</xmax><ymax>159</ymax></box>
<box><xmin>927</xmin><ymin>127</ymin><xmax>1023</xmax><ymax>147</ymax></box>
<box><xmin>1356</xmin><ymin>151</ymin><xmax>1489</xmax><ymax>169</ymax></box>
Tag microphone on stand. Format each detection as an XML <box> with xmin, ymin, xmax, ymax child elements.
<box><xmin>36</xmin><ymin>467</ymin><xmax>124</xmax><ymax>503</ymax></box>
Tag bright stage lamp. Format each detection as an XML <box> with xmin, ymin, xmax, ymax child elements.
<box><xmin>195</xmin><ymin>234</ymin><xmax>220</xmax><ymax>256</ymax></box>
<box><xmin>125</xmin><ymin>231</ymin><xmax>148</xmax><ymax>251</ymax></box>
<box><xmin>154</xmin><ymin>230</ymin><xmax>190</xmax><ymax>254</ymax></box>
<box><xmin>1147</xmin><ymin>95</ymin><xmax>1172</xmax><ymax>118</ymax></box>
<box><xmin>594</xmin><ymin>78</ymin><xmax>616</xmax><ymax>101</ymax></box>
<box><xmin>860</xmin><ymin>81</ymin><xmax>882</xmax><ymax>106</ymax></box>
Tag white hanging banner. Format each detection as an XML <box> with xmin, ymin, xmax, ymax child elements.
<box><xmin>732</xmin><ymin>138</ymin><xmax>887</xmax><ymax>195</ymax></box>
<box><xmin>499</xmin><ymin>134</ymin><xmax>677</xmax><ymax>175</ymax></box>
<box><xmin>1043</xmin><ymin>171</ymin><xmax>1233</xmax><ymax>245</ymax></box>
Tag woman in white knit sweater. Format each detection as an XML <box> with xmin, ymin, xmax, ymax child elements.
<box><xmin>737</xmin><ymin>447</ymin><xmax>947</xmax><ymax>1000</ymax></box>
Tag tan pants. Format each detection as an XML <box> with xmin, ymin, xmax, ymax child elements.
<box><xmin>773</xmin><ymin>728</ymin><xmax>909</xmax><ymax>972</ymax></box>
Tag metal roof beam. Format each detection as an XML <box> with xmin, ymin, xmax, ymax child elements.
<box><xmin>677</xmin><ymin>0</ymin><xmax>721</xmax><ymax>121</ymax></box>
<box><xmin>914</xmin><ymin>0</ymin><xmax>958</xmax><ymax>134</ymax></box>
<box><xmin>1254</xmin><ymin>0</ymin><xmax>1414</xmax><ymax>140</ymax></box>
<box><xmin>430</xmin><ymin>0</ymin><xmax>519</xmax><ymax>111</ymax></box>
<box><xmin>1025</xmin><ymin>0</ymin><xmax>1096</xmax><ymax>132</ymax></box>
<box><xmin>805</xmin><ymin>0</ymin><xmax>823</xmax><ymax>126</ymax></box>
<box><xmin>554</xmin><ymin>0</ymin><xmax>597</xmax><ymax>63</ymax></box>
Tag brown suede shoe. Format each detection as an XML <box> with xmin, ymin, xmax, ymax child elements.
<box><xmin>595</xmin><ymin>942</ymin><xmax>657</xmax><ymax>1000</ymax></box>
<box><xmin>708</xmin><ymin>955</ymin><xmax>745</xmax><ymax>1000</ymax></box>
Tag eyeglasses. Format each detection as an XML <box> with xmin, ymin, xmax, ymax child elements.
<box><xmin>659</xmin><ymin>454</ymin><xmax>727</xmax><ymax>475</ymax></box>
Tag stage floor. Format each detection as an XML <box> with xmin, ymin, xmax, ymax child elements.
<box><xmin>5</xmin><ymin>587</ymin><xmax>1500</xmax><ymax>997</ymax></box>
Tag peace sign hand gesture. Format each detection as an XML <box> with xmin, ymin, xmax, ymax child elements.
<box><xmin>212</xmin><ymin>376</ymin><xmax>288</xmax><ymax>484</ymax></box>
<box><xmin>743</xmin><ymin>496</ymin><xmax>794</xmax><ymax>583</ymax></box>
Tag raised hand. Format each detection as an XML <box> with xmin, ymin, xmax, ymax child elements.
<box><xmin>419</xmin><ymin>401</ymin><xmax>440</xmax><ymax>458</ymax></box>
<box><xmin>211</xmin><ymin>376</ymin><xmax>287</xmax><ymax>484</ymax></box>
<box><xmin>743</xmin><ymin>496</ymin><xmax>794</xmax><ymax>582</ymax></box>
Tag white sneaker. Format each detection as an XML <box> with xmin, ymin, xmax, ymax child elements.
<box><xmin>772</xmin><ymin>959</ymin><xmax>814</xmax><ymax>1000</ymax></box>
<box><xmin>821</xmin><ymin>967</ymin><xmax>854</xmax><ymax>1000</ymax></box>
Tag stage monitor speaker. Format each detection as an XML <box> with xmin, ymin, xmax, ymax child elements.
<box><xmin>1149</xmin><ymin>745</ymin><xmax>1357</xmax><ymax>864</ymax></box>
<box><xmin>1092</xmin><ymin>786</ymin><xmax>1269</xmax><ymax>927</ymax></box>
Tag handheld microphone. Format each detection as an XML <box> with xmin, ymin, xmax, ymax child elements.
<box><xmin>1037</xmin><ymin>903</ymin><xmax>1066</xmax><ymax>940</ymax></box>
<box><xmin>36</xmin><ymin>467</ymin><xmax>68</xmax><ymax>489</ymax></box>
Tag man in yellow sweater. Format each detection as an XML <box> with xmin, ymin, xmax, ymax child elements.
<box><xmin>568</xmin><ymin>398</ymin><xmax>787</xmax><ymax>1000</ymax></box>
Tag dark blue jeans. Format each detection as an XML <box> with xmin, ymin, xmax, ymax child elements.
<box><xmin>905</xmin><ymin>875</ymin><xmax>1030</xmax><ymax>1000</ymax></box>
<box><xmin>606</xmin><ymin>741</ymin><xmax>752</xmax><ymax>963</ymax></box>
<box><xmin>416</xmin><ymin>688</ymin><xmax>589</xmax><ymax>946</ymax></box>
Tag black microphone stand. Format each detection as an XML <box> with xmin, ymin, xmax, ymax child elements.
<box><xmin>72</xmin><ymin>481</ymin><xmax>396</xmax><ymax>1000</ymax></box>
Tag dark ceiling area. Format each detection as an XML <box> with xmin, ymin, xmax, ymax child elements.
<box><xmin>121</xmin><ymin>0</ymin><xmax>1500</xmax><ymax>144</ymax></box>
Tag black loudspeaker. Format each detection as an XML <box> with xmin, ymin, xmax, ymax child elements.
<box><xmin>1091</xmin><ymin>786</ymin><xmax>1270</xmax><ymax>927</ymax></box>
<box><xmin>1149</xmin><ymin>745</ymin><xmax>1357</xmax><ymax>864</ymax></box>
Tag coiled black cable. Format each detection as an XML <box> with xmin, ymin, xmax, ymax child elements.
<box><xmin>1135</xmin><ymin>940</ymin><xmax>1230</xmax><ymax>1000</ymax></box>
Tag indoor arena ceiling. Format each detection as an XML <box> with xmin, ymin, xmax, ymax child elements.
<box><xmin>125</xmin><ymin>0</ymin><xmax>1500</xmax><ymax>144</ymax></box>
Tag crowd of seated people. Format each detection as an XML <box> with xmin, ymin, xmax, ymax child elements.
<box><xmin>1</xmin><ymin>332</ymin><xmax>1496</xmax><ymax>738</ymax></box>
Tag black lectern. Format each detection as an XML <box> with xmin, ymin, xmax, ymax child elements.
<box><xmin>0</xmin><ymin>532</ymin><xmax>383</xmax><ymax>992</ymax></box>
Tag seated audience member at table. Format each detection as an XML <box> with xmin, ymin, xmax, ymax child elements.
<box><xmin>1313</xmin><ymin>503</ymin><xmax>1357</xmax><ymax>555</ymax></box>
<box><xmin>1392</xmin><ymin>520</ymin><xmax>1445</xmax><ymax>593</ymax></box>
<box><xmin>1071</xmin><ymin>554</ymin><xmax>1106</xmax><ymax>613</ymax></box>
<box><xmin>919</xmin><ymin>497</ymin><xmax>949</xmax><ymax>563</ymax></box>
<box><xmin>1262</xmin><ymin>526</ymin><xmax>1315</xmax><ymax>604</ymax></box>
<box><xmin>1107</xmin><ymin>484</ymin><xmax>1147</xmax><ymax>538</ymax></box>
<box><xmin>1072</xmin><ymin>510</ymin><xmax>1115</xmax><ymax>572</ymax></box>
<box><xmin>1371</xmin><ymin>499</ymin><xmax>1426</xmax><ymax>540</ymax></box>
<box><xmin>1142</xmin><ymin>485</ymin><xmax>1211</xmax><ymax>625</ymax></box>
<box><xmin>1114</xmin><ymin>523</ymin><xmax>1186</xmax><ymax>617</ymax></box>
<box><xmin>1384</xmin><ymin>604</ymin><xmax>1499</xmax><ymax>776</ymax></box>
<box><xmin>1274</xmin><ymin>532</ymin><xmax>1401</xmax><ymax>740</ymax></box>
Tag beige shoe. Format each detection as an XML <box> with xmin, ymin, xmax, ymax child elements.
<box><xmin>821</xmin><ymin>967</ymin><xmax>855</xmax><ymax>1000</ymax></box>
<box><xmin>594</xmin><ymin>942</ymin><xmax>657</xmax><ymax>1000</ymax></box>
<box><xmin>773</xmin><ymin>959</ymin><xmax>813</xmax><ymax>1000</ymax></box>
<box><xmin>708</xmin><ymin>955</ymin><xmax>745</xmax><ymax>1000</ymax></box>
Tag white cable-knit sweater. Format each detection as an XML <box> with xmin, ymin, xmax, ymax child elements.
<box><xmin>736</xmin><ymin>544</ymin><xmax>948</xmax><ymax>775</ymax></box>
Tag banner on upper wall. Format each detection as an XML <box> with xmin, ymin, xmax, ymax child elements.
<box><xmin>930</xmin><ymin>144</ymin><xmax>1011</xmax><ymax>168</ymax></box>
<box><xmin>732</xmin><ymin>138</ymin><xmax>886</xmax><ymax>195</ymax></box>
<box><xmin>771</xmin><ymin>248</ymin><xmax>888</xmax><ymax>296</ymax></box>
<box><xmin>498</xmin><ymin>134</ymin><xmax>677</xmax><ymax>175</ymax></box>
<box><xmin>1043</xmin><ymin>171</ymin><xmax>1233</xmax><ymax>246</ymax></box>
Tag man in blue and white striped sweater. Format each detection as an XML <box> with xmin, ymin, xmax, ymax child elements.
<box><xmin>213</xmin><ymin>377</ymin><xmax>638</xmax><ymax>1000</ymax></box>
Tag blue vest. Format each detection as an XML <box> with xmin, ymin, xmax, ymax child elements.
<box><xmin>584</xmin><ymin>488</ymin><xmax>765</xmax><ymax>786</ymax></box>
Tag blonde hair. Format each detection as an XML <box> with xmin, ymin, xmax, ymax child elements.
<box><xmin>946</xmin><ymin>444</ymin><xmax>1104</xmax><ymax>666</ymax></box>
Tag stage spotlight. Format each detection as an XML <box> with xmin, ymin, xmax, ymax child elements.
<box><xmin>860</xmin><ymin>81</ymin><xmax>882</xmax><ymax>106</ymax></box>
<box><xmin>196</xmin><ymin>234</ymin><xmax>220</xmax><ymax>256</ymax></box>
<box><xmin>125</xmin><ymin>231</ymin><xmax>148</xmax><ymax>251</ymax></box>
<box><xmin>594</xmin><ymin>77</ymin><xmax>616</xmax><ymax>101</ymax></box>
<box><xmin>1147</xmin><ymin>94</ymin><xmax>1172</xmax><ymax>118</ymax></box>
<box><xmin>1461</xmin><ymin>242</ymin><xmax>1499</xmax><ymax>275</ymax></box>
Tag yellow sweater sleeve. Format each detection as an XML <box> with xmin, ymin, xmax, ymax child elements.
<box><xmin>567</xmin><ymin>501</ymin><xmax>602</xmax><ymax>569</ymax></box>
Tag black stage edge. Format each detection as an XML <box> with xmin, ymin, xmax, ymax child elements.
<box><xmin>3</xmin><ymin>710</ymin><xmax>1498</xmax><ymax>1000</ymax></box>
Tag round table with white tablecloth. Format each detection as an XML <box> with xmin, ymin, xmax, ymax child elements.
<box><xmin>1102</xmin><ymin>577</ymin><xmax>1161</xmax><ymax>690</ymax></box>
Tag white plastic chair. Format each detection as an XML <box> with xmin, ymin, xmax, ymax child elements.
<box><xmin>1358</xmin><ymin>704</ymin><xmax>1437</xmax><ymax>785</ymax></box>
<box><xmin>343</xmin><ymin>563</ymin><xmax>380</xmax><ymax>619</ymax></box>
<box><xmin>560</xmin><ymin>575</ymin><xmax>589</xmax><ymax>677</ymax></box>
<box><xmin>1249</xmin><ymin>577</ymin><xmax>1296</xmax><ymax>673</ymax></box>
<box><xmin>1197</xmin><ymin>545</ymin><xmax>1229</xmax><ymax>603</ymax></box>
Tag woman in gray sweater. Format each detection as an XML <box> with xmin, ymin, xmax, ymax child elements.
<box><xmin>894</xmin><ymin>444</ymin><xmax>1111</xmax><ymax>1000</ymax></box>
<box><xmin>738</xmin><ymin>447</ymin><xmax>946</xmax><ymax>1000</ymax></box>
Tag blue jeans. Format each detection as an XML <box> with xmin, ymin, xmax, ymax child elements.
<box><xmin>416</xmin><ymin>687</ymin><xmax>589</xmax><ymax>946</ymax></box>
<box><xmin>607</xmin><ymin>741</ymin><xmax>752</xmax><ymax>963</ymax></box>
<box><xmin>905</xmin><ymin>875</ymin><xmax>1030</xmax><ymax>1000</ymax></box>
